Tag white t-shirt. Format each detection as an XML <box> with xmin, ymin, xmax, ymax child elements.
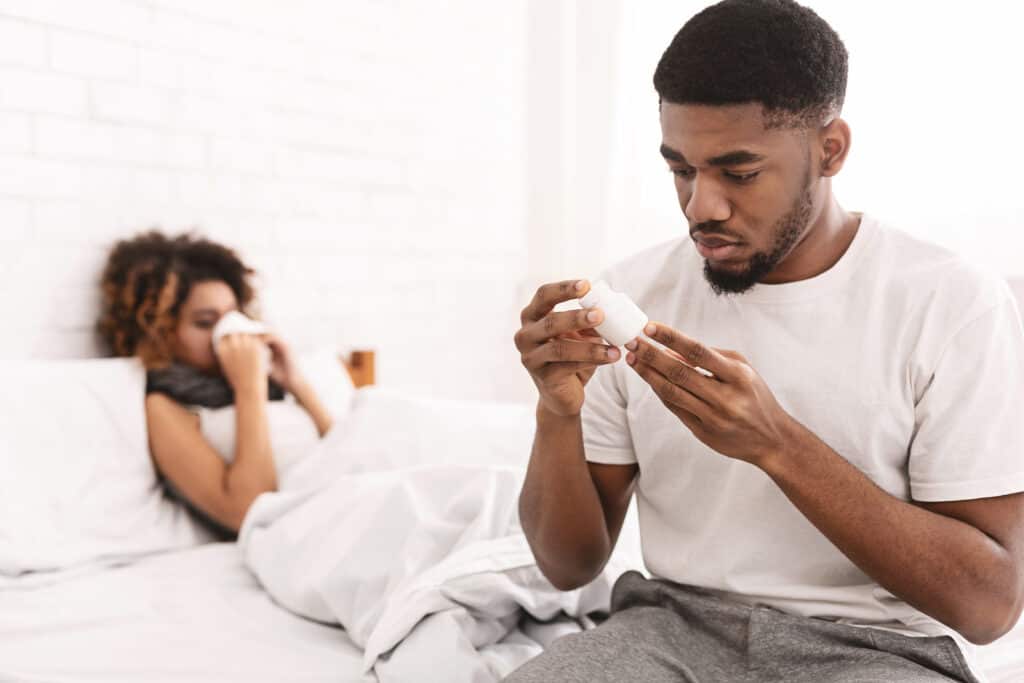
<box><xmin>581</xmin><ymin>213</ymin><xmax>1024</xmax><ymax>676</ymax></box>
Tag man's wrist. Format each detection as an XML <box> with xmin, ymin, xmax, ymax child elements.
<box><xmin>755</xmin><ymin>415</ymin><xmax>809</xmax><ymax>477</ymax></box>
<box><xmin>536</xmin><ymin>399</ymin><xmax>582</xmax><ymax>424</ymax></box>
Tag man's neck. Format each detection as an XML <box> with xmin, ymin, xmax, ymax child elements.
<box><xmin>760</xmin><ymin>198</ymin><xmax>860</xmax><ymax>285</ymax></box>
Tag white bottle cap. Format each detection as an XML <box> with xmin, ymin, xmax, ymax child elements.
<box><xmin>578</xmin><ymin>280</ymin><xmax>648</xmax><ymax>347</ymax></box>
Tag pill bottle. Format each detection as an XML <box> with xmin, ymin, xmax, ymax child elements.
<box><xmin>578</xmin><ymin>280</ymin><xmax>649</xmax><ymax>347</ymax></box>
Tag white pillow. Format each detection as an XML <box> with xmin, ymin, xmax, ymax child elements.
<box><xmin>0</xmin><ymin>357</ymin><xmax>210</xmax><ymax>576</ymax></box>
<box><xmin>293</xmin><ymin>345</ymin><xmax>356</xmax><ymax>420</ymax></box>
<box><xmin>0</xmin><ymin>346</ymin><xmax>357</xmax><ymax>576</ymax></box>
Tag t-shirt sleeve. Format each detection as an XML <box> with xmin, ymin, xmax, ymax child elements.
<box><xmin>909</xmin><ymin>293</ymin><xmax>1024</xmax><ymax>501</ymax></box>
<box><xmin>581</xmin><ymin>362</ymin><xmax>637</xmax><ymax>465</ymax></box>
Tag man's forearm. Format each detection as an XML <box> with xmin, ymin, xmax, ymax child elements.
<box><xmin>519</xmin><ymin>405</ymin><xmax>612</xmax><ymax>589</ymax></box>
<box><xmin>759</xmin><ymin>418</ymin><xmax>1018</xmax><ymax>643</ymax></box>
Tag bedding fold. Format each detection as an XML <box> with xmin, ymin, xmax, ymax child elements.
<box><xmin>239</xmin><ymin>463</ymin><xmax>627</xmax><ymax>681</ymax></box>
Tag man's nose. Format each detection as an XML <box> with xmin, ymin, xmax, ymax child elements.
<box><xmin>684</xmin><ymin>174</ymin><xmax>730</xmax><ymax>225</ymax></box>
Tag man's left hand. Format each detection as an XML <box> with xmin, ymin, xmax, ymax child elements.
<box><xmin>625</xmin><ymin>322</ymin><xmax>798</xmax><ymax>466</ymax></box>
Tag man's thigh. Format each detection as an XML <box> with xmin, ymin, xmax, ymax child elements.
<box><xmin>506</xmin><ymin>618</ymin><xmax>969</xmax><ymax>683</ymax></box>
<box><xmin>505</xmin><ymin>570</ymin><xmax>977</xmax><ymax>683</ymax></box>
<box><xmin>748</xmin><ymin>602</ymin><xmax>976</xmax><ymax>683</ymax></box>
<box><xmin>504</xmin><ymin>605</ymin><xmax>708</xmax><ymax>683</ymax></box>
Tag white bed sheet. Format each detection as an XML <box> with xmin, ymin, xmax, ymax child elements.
<box><xmin>0</xmin><ymin>541</ymin><xmax>1020</xmax><ymax>682</ymax></box>
<box><xmin>977</xmin><ymin>619</ymin><xmax>1024</xmax><ymax>683</ymax></box>
<box><xmin>0</xmin><ymin>543</ymin><xmax>370</xmax><ymax>683</ymax></box>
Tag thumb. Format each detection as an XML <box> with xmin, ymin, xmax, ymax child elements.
<box><xmin>577</xmin><ymin>365</ymin><xmax>599</xmax><ymax>384</ymax></box>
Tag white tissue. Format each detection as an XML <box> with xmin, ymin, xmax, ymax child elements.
<box><xmin>211</xmin><ymin>311</ymin><xmax>272</xmax><ymax>375</ymax></box>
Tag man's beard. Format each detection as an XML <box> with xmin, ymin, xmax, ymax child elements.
<box><xmin>702</xmin><ymin>179</ymin><xmax>813</xmax><ymax>296</ymax></box>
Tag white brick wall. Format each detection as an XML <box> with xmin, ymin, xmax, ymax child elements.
<box><xmin>0</xmin><ymin>0</ymin><xmax>534</xmax><ymax>402</ymax></box>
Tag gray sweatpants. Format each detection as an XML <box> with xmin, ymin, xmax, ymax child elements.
<box><xmin>505</xmin><ymin>571</ymin><xmax>979</xmax><ymax>683</ymax></box>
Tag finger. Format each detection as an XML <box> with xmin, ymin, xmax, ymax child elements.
<box><xmin>630</xmin><ymin>337</ymin><xmax>723</xmax><ymax>404</ymax></box>
<box><xmin>558</xmin><ymin>328</ymin><xmax>603</xmax><ymax>344</ymax></box>
<box><xmin>517</xmin><ymin>308</ymin><xmax>603</xmax><ymax>348</ymax></box>
<box><xmin>575</xmin><ymin>364</ymin><xmax>599</xmax><ymax>385</ymax></box>
<box><xmin>521</xmin><ymin>338</ymin><xmax>619</xmax><ymax>371</ymax></box>
<box><xmin>535</xmin><ymin>361</ymin><xmax>595</xmax><ymax>384</ymax></box>
<box><xmin>718</xmin><ymin>349</ymin><xmax>749</xmax><ymax>364</ymax></box>
<box><xmin>520</xmin><ymin>279</ymin><xmax>589</xmax><ymax>325</ymax></box>
<box><xmin>641</xmin><ymin>322</ymin><xmax>736</xmax><ymax>381</ymax></box>
<box><xmin>215</xmin><ymin>334</ymin><xmax>243</xmax><ymax>351</ymax></box>
<box><xmin>261</xmin><ymin>334</ymin><xmax>284</xmax><ymax>351</ymax></box>
<box><xmin>627</xmin><ymin>349</ymin><xmax>712</xmax><ymax>422</ymax></box>
<box><xmin>221</xmin><ymin>332</ymin><xmax>256</xmax><ymax>346</ymax></box>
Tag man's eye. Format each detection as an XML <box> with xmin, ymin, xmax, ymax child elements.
<box><xmin>195</xmin><ymin>321</ymin><xmax>215</xmax><ymax>330</ymax></box>
<box><xmin>670</xmin><ymin>167</ymin><xmax>695</xmax><ymax>179</ymax></box>
<box><xmin>724</xmin><ymin>170</ymin><xmax>761</xmax><ymax>183</ymax></box>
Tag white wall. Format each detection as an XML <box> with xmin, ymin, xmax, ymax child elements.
<box><xmin>597</xmin><ymin>1</ymin><xmax>1024</xmax><ymax>278</ymax></box>
<box><xmin>4</xmin><ymin>1</ymin><xmax>1017</xmax><ymax>404</ymax></box>
<box><xmin>524</xmin><ymin>0</ymin><xmax>619</xmax><ymax>288</ymax></box>
<box><xmin>0</xmin><ymin>0</ymin><xmax>530</xmax><ymax>401</ymax></box>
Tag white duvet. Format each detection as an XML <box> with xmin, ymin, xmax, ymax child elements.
<box><xmin>237</xmin><ymin>387</ymin><xmax>1023</xmax><ymax>683</ymax></box>
<box><xmin>238</xmin><ymin>389</ymin><xmax>640</xmax><ymax>681</ymax></box>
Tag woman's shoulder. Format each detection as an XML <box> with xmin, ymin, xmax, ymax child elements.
<box><xmin>145</xmin><ymin>391</ymin><xmax>201</xmax><ymax>426</ymax></box>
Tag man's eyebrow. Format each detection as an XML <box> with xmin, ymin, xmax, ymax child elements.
<box><xmin>660</xmin><ymin>144</ymin><xmax>765</xmax><ymax>167</ymax></box>
<box><xmin>706</xmin><ymin>150</ymin><xmax>765</xmax><ymax>166</ymax></box>
<box><xmin>660</xmin><ymin>144</ymin><xmax>687</xmax><ymax>163</ymax></box>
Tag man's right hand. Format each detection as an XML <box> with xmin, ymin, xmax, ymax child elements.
<box><xmin>515</xmin><ymin>279</ymin><xmax>621</xmax><ymax>417</ymax></box>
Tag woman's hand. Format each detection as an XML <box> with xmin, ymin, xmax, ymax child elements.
<box><xmin>263</xmin><ymin>333</ymin><xmax>305</xmax><ymax>394</ymax></box>
<box><xmin>215</xmin><ymin>333</ymin><xmax>267</xmax><ymax>396</ymax></box>
<box><xmin>262</xmin><ymin>333</ymin><xmax>333</xmax><ymax>437</ymax></box>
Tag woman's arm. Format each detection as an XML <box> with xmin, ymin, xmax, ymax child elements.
<box><xmin>146</xmin><ymin>390</ymin><xmax>275</xmax><ymax>533</ymax></box>
<box><xmin>264</xmin><ymin>334</ymin><xmax>334</xmax><ymax>437</ymax></box>
<box><xmin>288</xmin><ymin>378</ymin><xmax>333</xmax><ymax>437</ymax></box>
<box><xmin>147</xmin><ymin>333</ymin><xmax>278</xmax><ymax>533</ymax></box>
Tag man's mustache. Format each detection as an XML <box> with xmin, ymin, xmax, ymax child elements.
<box><xmin>691</xmin><ymin>222</ymin><xmax>743</xmax><ymax>242</ymax></box>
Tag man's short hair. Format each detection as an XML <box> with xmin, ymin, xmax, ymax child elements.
<box><xmin>653</xmin><ymin>0</ymin><xmax>848</xmax><ymax>128</ymax></box>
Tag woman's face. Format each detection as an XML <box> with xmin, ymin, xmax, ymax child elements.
<box><xmin>171</xmin><ymin>280</ymin><xmax>239</xmax><ymax>373</ymax></box>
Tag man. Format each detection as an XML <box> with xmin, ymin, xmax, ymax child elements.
<box><xmin>509</xmin><ymin>1</ymin><xmax>1024</xmax><ymax>681</ymax></box>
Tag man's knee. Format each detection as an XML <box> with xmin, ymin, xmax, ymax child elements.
<box><xmin>504</xmin><ymin>607</ymin><xmax>685</xmax><ymax>683</ymax></box>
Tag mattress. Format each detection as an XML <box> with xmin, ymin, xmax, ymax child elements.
<box><xmin>0</xmin><ymin>543</ymin><xmax>370</xmax><ymax>683</ymax></box>
<box><xmin>0</xmin><ymin>540</ymin><xmax>1020</xmax><ymax>682</ymax></box>
<box><xmin>976</xmin><ymin>618</ymin><xmax>1024</xmax><ymax>683</ymax></box>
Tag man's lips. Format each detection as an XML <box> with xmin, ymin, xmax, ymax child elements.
<box><xmin>693</xmin><ymin>234</ymin><xmax>744</xmax><ymax>260</ymax></box>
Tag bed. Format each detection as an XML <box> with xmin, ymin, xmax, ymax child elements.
<box><xmin>0</xmin><ymin>543</ymin><xmax>369</xmax><ymax>683</ymax></box>
<box><xmin>0</xmin><ymin>349</ymin><xmax>622</xmax><ymax>682</ymax></box>
<box><xmin>0</xmin><ymin>344</ymin><xmax>1021</xmax><ymax>683</ymax></box>
<box><xmin>0</xmin><ymin>349</ymin><xmax>376</xmax><ymax>682</ymax></box>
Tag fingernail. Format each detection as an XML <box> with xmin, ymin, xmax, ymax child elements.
<box><xmin>626</xmin><ymin>352</ymin><xmax>636</xmax><ymax>366</ymax></box>
<box><xmin>606</xmin><ymin>347</ymin><xmax>620</xmax><ymax>360</ymax></box>
<box><xmin>586</xmin><ymin>309</ymin><xmax>601</xmax><ymax>323</ymax></box>
<box><xmin>624</xmin><ymin>340</ymin><xmax>637</xmax><ymax>351</ymax></box>
<box><xmin>644</xmin><ymin>323</ymin><xmax>656</xmax><ymax>336</ymax></box>
<box><xmin>575</xmin><ymin>280</ymin><xmax>587</xmax><ymax>292</ymax></box>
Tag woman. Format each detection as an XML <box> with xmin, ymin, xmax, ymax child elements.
<box><xmin>98</xmin><ymin>231</ymin><xmax>334</xmax><ymax>536</ymax></box>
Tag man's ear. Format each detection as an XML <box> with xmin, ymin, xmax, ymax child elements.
<box><xmin>818</xmin><ymin>117</ymin><xmax>852</xmax><ymax>177</ymax></box>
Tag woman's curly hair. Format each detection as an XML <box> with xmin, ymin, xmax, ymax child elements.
<box><xmin>98</xmin><ymin>231</ymin><xmax>257</xmax><ymax>368</ymax></box>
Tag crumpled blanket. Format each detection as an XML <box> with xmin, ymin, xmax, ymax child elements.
<box><xmin>239</xmin><ymin>463</ymin><xmax>631</xmax><ymax>681</ymax></box>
